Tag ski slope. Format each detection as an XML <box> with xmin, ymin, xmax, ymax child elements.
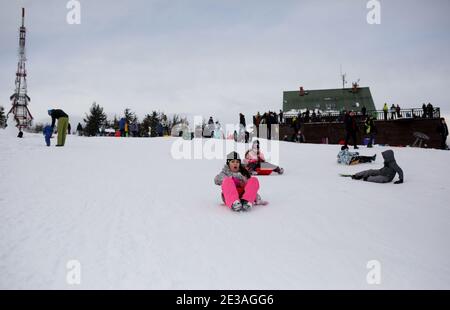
<box><xmin>1</xmin><ymin>130</ymin><xmax>450</xmax><ymax>289</ymax></box>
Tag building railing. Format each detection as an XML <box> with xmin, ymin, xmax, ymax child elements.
<box><xmin>283</xmin><ymin>107</ymin><xmax>441</xmax><ymax>124</ymax></box>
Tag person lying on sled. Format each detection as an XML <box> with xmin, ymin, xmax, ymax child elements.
<box><xmin>337</xmin><ymin>145</ymin><xmax>376</xmax><ymax>165</ymax></box>
<box><xmin>244</xmin><ymin>140</ymin><xmax>284</xmax><ymax>175</ymax></box>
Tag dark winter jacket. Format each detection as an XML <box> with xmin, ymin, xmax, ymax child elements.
<box><xmin>354</xmin><ymin>150</ymin><xmax>404</xmax><ymax>183</ymax></box>
<box><xmin>239</xmin><ymin>113</ymin><xmax>246</xmax><ymax>127</ymax></box>
<box><xmin>344</xmin><ymin>114</ymin><xmax>357</xmax><ymax>132</ymax></box>
<box><xmin>49</xmin><ymin>109</ymin><xmax>68</xmax><ymax>127</ymax></box>
<box><xmin>438</xmin><ymin>122</ymin><xmax>449</xmax><ymax>137</ymax></box>
<box><xmin>379</xmin><ymin>150</ymin><xmax>404</xmax><ymax>182</ymax></box>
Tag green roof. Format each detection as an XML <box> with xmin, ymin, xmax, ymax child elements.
<box><xmin>283</xmin><ymin>87</ymin><xmax>376</xmax><ymax>112</ymax></box>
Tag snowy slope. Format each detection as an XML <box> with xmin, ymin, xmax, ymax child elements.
<box><xmin>1</xmin><ymin>131</ymin><xmax>449</xmax><ymax>289</ymax></box>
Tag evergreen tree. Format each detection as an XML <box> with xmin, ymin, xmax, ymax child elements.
<box><xmin>140</xmin><ymin>114</ymin><xmax>151</xmax><ymax>137</ymax></box>
<box><xmin>0</xmin><ymin>106</ymin><xmax>5</xmax><ymax>128</ymax></box>
<box><xmin>83</xmin><ymin>102</ymin><xmax>107</xmax><ymax>136</ymax></box>
<box><xmin>141</xmin><ymin>111</ymin><xmax>160</xmax><ymax>137</ymax></box>
<box><xmin>112</xmin><ymin>115</ymin><xmax>119</xmax><ymax>130</ymax></box>
<box><xmin>124</xmin><ymin>108</ymin><xmax>137</xmax><ymax>124</ymax></box>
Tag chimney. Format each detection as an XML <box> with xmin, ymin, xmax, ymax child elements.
<box><xmin>299</xmin><ymin>86</ymin><xmax>305</xmax><ymax>96</ymax></box>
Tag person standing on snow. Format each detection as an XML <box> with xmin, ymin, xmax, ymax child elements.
<box><xmin>119</xmin><ymin>118</ymin><xmax>126</xmax><ymax>137</ymax></box>
<box><xmin>344</xmin><ymin>111</ymin><xmax>359</xmax><ymax>149</ymax></box>
<box><xmin>214</xmin><ymin>152</ymin><xmax>261</xmax><ymax>212</ymax></box>
<box><xmin>76</xmin><ymin>122</ymin><xmax>83</xmax><ymax>136</ymax></box>
<box><xmin>43</xmin><ymin>124</ymin><xmax>53</xmax><ymax>146</ymax></box>
<box><xmin>213</xmin><ymin>121</ymin><xmax>224</xmax><ymax>139</ymax></box>
<box><xmin>364</xmin><ymin>115</ymin><xmax>377</xmax><ymax>148</ymax></box>
<box><xmin>239</xmin><ymin>113</ymin><xmax>246</xmax><ymax>128</ymax></box>
<box><xmin>437</xmin><ymin>118</ymin><xmax>449</xmax><ymax>150</ymax></box>
<box><xmin>125</xmin><ymin>121</ymin><xmax>129</xmax><ymax>137</ymax></box>
<box><xmin>350</xmin><ymin>150</ymin><xmax>404</xmax><ymax>184</ymax></box>
<box><xmin>48</xmin><ymin>109</ymin><xmax>69</xmax><ymax>146</ymax></box>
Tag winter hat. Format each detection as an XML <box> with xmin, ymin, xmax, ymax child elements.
<box><xmin>226</xmin><ymin>151</ymin><xmax>241</xmax><ymax>165</ymax></box>
<box><xmin>47</xmin><ymin>109</ymin><xmax>52</xmax><ymax>115</ymax></box>
<box><xmin>341</xmin><ymin>145</ymin><xmax>349</xmax><ymax>151</ymax></box>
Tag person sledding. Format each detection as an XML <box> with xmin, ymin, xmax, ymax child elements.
<box><xmin>214</xmin><ymin>152</ymin><xmax>262</xmax><ymax>212</ymax></box>
<box><xmin>337</xmin><ymin>145</ymin><xmax>376</xmax><ymax>165</ymax></box>
<box><xmin>244</xmin><ymin>140</ymin><xmax>284</xmax><ymax>175</ymax></box>
<box><xmin>349</xmin><ymin>150</ymin><xmax>404</xmax><ymax>184</ymax></box>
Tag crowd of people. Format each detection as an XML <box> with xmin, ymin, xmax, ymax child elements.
<box><xmin>422</xmin><ymin>102</ymin><xmax>436</xmax><ymax>119</ymax></box>
<box><xmin>36</xmin><ymin>105</ymin><xmax>448</xmax><ymax>152</ymax></box>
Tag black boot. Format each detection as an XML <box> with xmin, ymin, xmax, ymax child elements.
<box><xmin>241</xmin><ymin>199</ymin><xmax>252</xmax><ymax>211</ymax></box>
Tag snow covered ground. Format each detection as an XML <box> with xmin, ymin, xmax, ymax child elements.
<box><xmin>1</xmin><ymin>130</ymin><xmax>450</xmax><ymax>289</ymax></box>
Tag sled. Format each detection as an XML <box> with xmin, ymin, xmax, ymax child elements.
<box><xmin>339</xmin><ymin>173</ymin><xmax>354</xmax><ymax>178</ymax></box>
<box><xmin>255</xmin><ymin>168</ymin><xmax>273</xmax><ymax>175</ymax></box>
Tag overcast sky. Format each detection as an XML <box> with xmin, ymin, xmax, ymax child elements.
<box><xmin>1</xmin><ymin>0</ymin><xmax>449</xmax><ymax>125</ymax></box>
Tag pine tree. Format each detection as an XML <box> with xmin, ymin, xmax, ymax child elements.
<box><xmin>0</xmin><ymin>106</ymin><xmax>6</xmax><ymax>128</ymax></box>
<box><xmin>83</xmin><ymin>102</ymin><xmax>107</xmax><ymax>136</ymax></box>
<box><xmin>112</xmin><ymin>115</ymin><xmax>119</xmax><ymax>130</ymax></box>
<box><xmin>140</xmin><ymin>114</ymin><xmax>151</xmax><ymax>137</ymax></box>
<box><xmin>124</xmin><ymin>108</ymin><xmax>137</xmax><ymax>124</ymax></box>
<box><xmin>141</xmin><ymin>111</ymin><xmax>160</xmax><ymax>137</ymax></box>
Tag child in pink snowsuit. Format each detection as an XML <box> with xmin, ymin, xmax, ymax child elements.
<box><xmin>244</xmin><ymin>140</ymin><xmax>284</xmax><ymax>175</ymax></box>
<box><xmin>214</xmin><ymin>151</ymin><xmax>260</xmax><ymax>212</ymax></box>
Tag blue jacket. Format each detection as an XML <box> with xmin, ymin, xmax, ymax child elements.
<box><xmin>119</xmin><ymin>118</ymin><xmax>126</xmax><ymax>130</ymax></box>
<box><xmin>337</xmin><ymin>149</ymin><xmax>358</xmax><ymax>165</ymax></box>
<box><xmin>43</xmin><ymin>125</ymin><xmax>53</xmax><ymax>137</ymax></box>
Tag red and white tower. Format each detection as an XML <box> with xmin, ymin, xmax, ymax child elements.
<box><xmin>8</xmin><ymin>8</ymin><xmax>33</xmax><ymax>130</ymax></box>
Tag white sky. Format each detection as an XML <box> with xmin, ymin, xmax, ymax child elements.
<box><xmin>1</xmin><ymin>0</ymin><xmax>449</xmax><ymax>125</ymax></box>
